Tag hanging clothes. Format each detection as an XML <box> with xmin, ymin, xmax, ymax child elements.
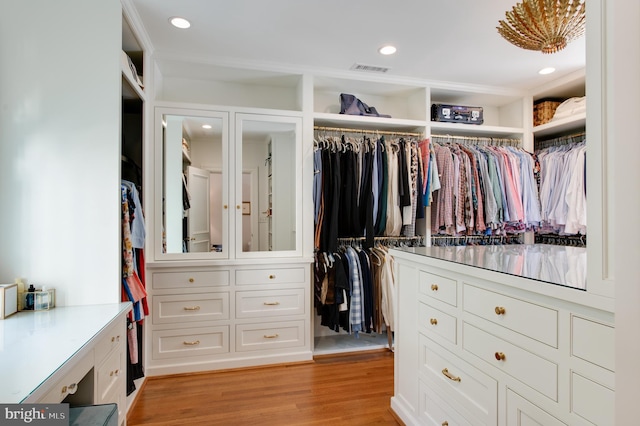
<box><xmin>427</xmin><ymin>140</ymin><xmax>541</xmax><ymax>237</ymax></box>
<box><xmin>313</xmin><ymin>131</ymin><xmax>423</xmax><ymax>251</ymax></box>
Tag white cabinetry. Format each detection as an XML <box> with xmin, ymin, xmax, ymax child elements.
<box><xmin>3</xmin><ymin>305</ymin><xmax>132</xmax><ymax>426</ymax></box>
<box><xmin>391</xmin><ymin>247</ymin><xmax>614</xmax><ymax>426</ymax></box>
<box><xmin>146</xmin><ymin>262</ymin><xmax>311</xmax><ymax>376</ymax></box>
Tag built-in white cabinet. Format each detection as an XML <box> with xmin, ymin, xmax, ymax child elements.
<box><xmin>390</xmin><ymin>247</ymin><xmax>614</xmax><ymax>426</ymax></box>
<box><xmin>152</xmin><ymin>106</ymin><xmax>302</xmax><ymax>260</ymax></box>
<box><xmin>145</xmin><ymin>262</ymin><xmax>311</xmax><ymax>375</ymax></box>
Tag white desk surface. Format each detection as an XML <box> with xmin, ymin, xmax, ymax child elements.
<box><xmin>0</xmin><ymin>303</ymin><xmax>131</xmax><ymax>403</ymax></box>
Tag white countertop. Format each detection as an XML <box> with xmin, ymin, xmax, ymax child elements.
<box><xmin>393</xmin><ymin>244</ymin><xmax>586</xmax><ymax>290</ymax></box>
<box><xmin>0</xmin><ymin>303</ymin><xmax>131</xmax><ymax>403</ymax></box>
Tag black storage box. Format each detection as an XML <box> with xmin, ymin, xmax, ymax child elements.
<box><xmin>431</xmin><ymin>104</ymin><xmax>483</xmax><ymax>125</ymax></box>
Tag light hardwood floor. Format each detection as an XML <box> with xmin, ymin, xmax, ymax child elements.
<box><xmin>127</xmin><ymin>350</ymin><xmax>401</xmax><ymax>425</ymax></box>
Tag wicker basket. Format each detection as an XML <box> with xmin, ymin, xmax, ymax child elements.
<box><xmin>533</xmin><ymin>99</ymin><xmax>563</xmax><ymax>126</ymax></box>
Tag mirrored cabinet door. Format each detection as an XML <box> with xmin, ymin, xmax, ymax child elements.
<box><xmin>235</xmin><ymin>113</ymin><xmax>302</xmax><ymax>258</ymax></box>
<box><xmin>155</xmin><ymin>107</ymin><xmax>230</xmax><ymax>259</ymax></box>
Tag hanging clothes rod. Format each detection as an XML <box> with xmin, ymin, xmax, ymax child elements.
<box><xmin>431</xmin><ymin>134</ymin><xmax>521</xmax><ymax>146</ymax></box>
<box><xmin>535</xmin><ymin>130</ymin><xmax>586</xmax><ymax>150</ymax></box>
<box><xmin>314</xmin><ymin>125</ymin><xmax>423</xmax><ymax>138</ymax></box>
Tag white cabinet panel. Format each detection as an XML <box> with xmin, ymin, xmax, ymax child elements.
<box><xmin>152</xmin><ymin>293</ymin><xmax>229</xmax><ymax>323</ymax></box>
<box><xmin>236</xmin><ymin>288</ymin><xmax>305</xmax><ymax>318</ymax></box>
<box><xmin>419</xmin><ymin>381</ymin><xmax>474</xmax><ymax>426</ymax></box>
<box><xmin>236</xmin><ymin>320</ymin><xmax>305</xmax><ymax>352</ymax></box>
<box><xmin>419</xmin><ymin>334</ymin><xmax>497</xmax><ymax>425</ymax></box>
<box><xmin>419</xmin><ymin>271</ymin><xmax>457</xmax><ymax>307</ymax></box>
<box><xmin>235</xmin><ymin>267</ymin><xmax>306</xmax><ymax>285</ymax></box>
<box><xmin>571</xmin><ymin>315</ymin><xmax>614</xmax><ymax>371</ymax></box>
<box><xmin>418</xmin><ymin>302</ymin><xmax>457</xmax><ymax>344</ymax></box>
<box><xmin>571</xmin><ymin>372</ymin><xmax>614</xmax><ymax>425</ymax></box>
<box><xmin>463</xmin><ymin>284</ymin><xmax>558</xmax><ymax>348</ymax></box>
<box><xmin>96</xmin><ymin>346</ymin><xmax>124</xmax><ymax>402</ymax></box>
<box><xmin>506</xmin><ymin>389</ymin><xmax>567</xmax><ymax>426</ymax></box>
<box><xmin>153</xmin><ymin>326</ymin><xmax>230</xmax><ymax>359</ymax></box>
<box><xmin>152</xmin><ymin>270</ymin><xmax>230</xmax><ymax>289</ymax></box>
<box><xmin>463</xmin><ymin>322</ymin><xmax>558</xmax><ymax>401</ymax></box>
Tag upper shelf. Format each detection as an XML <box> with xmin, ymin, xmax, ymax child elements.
<box><xmin>533</xmin><ymin>112</ymin><xmax>586</xmax><ymax>138</ymax></box>
<box><xmin>430</xmin><ymin>121</ymin><xmax>524</xmax><ymax>138</ymax></box>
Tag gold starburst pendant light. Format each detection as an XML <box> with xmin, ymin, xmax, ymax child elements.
<box><xmin>497</xmin><ymin>0</ymin><xmax>586</xmax><ymax>54</ymax></box>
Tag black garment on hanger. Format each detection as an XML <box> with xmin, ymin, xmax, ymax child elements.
<box><xmin>358</xmin><ymin>141</ymin><xmax>375</xmax><ymax>248</ymax></box>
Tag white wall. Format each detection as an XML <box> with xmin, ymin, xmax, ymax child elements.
<box><xmin>0</xmin><ymin>0</ymin><xmax>122</xmax><ymax>305</ymax></box>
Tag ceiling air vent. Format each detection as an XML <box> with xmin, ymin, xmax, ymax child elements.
<box><xmin>350</xmin><ymin>63</ymin><xmax>390</xmax><ymax>73</ymax></box>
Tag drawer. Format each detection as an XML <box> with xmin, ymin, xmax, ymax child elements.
<box><xmin>39</xmin><ymin>351</ymin><xmax>94</xmax><ymax>403</ymax></box>
<box><xmin>152</xmin><ymin>326</ymin><xmax>229</xmax><ymax>359</ymax></box>
<box><xmin>96</xmin><ymin>344</ymin><xmax>124</xmax><ymax>402</ymax></box>
<box><xmin>94</xmin><ymin>316</ymin><xmax>126</xmax><ymax>366</ymax></box>
<box><xmin>506</xmin><ymin>389</ymin><xmax>567</xmax><ymax>426</ymax></box>
<box><xmin>571</xmin><ymin>372</ymin><xmax>614</xmax><ymax>426</ymax></box>
<box><xmin>236</xmin><ymin>320</ymin><xmax>305</xmax><ymax>352</ymax></box>
<box><xmin>152</xmin><ymin>270</ymin><xmax>230</xmax><ymax>289</ymax></box>
<box><xmin>100</xmin><ymin>379</ymin><xmax>126</xmax><ymax>425</ymax></box>
<box><xmin>571</xmin><ymin>315</ymin><xmax>614</xmax><ymax>371</ymax></box>
<box><xmin>419</xmin><ymin>270</ymin><xmax>457</xmax><ymax>307</ymax></box>
<box><xmin>152</xmin><ymin>293</ymin><xmax>229</xmax><ymax>324</ymax></box>
<box><xmin>463</xmin><ymin>322</ymin><xmax>558</xmax><ymax>401</ymax></box>
<box><xmin>463</xmin><ymin>284</ymin><xmax>558</xmax><ymax>348</ymax></box>
<box><xmin>419</xmin><ymin>380</ymin><xmax>474</xmax><ymax>426</ymax></box>
<box><xmin>236</xmin><ymin>289</ymin><xmax>306</xmax><ymax>319</ymax></box>
<box><xmin>236</xmin><ymin>267</ymin><xmax>306</xmax><ymax>285</ymax></box>
<box><xmin>419</xmin><ymin>334</ymin><xmax>497</xmax><ymax>425</ymax></box>
<box><xmin>418</xmin><ymin>302</ymin><xmax>457</xmax><ymax>344</ymax></box>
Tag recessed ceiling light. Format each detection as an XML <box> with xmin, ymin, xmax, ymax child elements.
<box><xmin>170</xmin><ymin>17</ymin><xmax>191</xmax><ymax>29</ymax></box>
<box><xmin>538</xmin><ymin>67</ymin><xmax>556</xmax><ymax>75</ymax></box>
<box><xmin>378</xmin><ymin>45</ymin><xmax>397</xmax><ymax>55</ymax></box>
<box><xmin>202</xmin><ymin>124</ymin><xmax>212</xmax><ymax>129</ymax></box>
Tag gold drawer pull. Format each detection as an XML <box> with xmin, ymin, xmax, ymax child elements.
<box><xmin>441</xmin><ymin>368</ymin><xmax>461</xmax><ymax>382</ymax></box>
<box><xmin>184</xmin><ymin>306</ymin><xmax>201</xmax><ymax>311</ymax></box>
<box><xmin>61</xmin><ymin>385</ymin><xmax>67</xmax><ymax>394</ymax></box>
<box><xmin>431</xmin><ymin>284</ymin><xmax>438</xmax><ymax>291</ymax></box>
<box><xmin>263</xmin><ymin>301</ymin><xmax>280</xmax><ymax>306</ymax></box>
<box><xmin>188</xmin><ymin>277</ymin><xmax>195</xmax><ymax>283</ymax></box>
<box><xmin>263</xmin><ymin>334</ymin><xmax>279</xmax><ymax>339</ymax></box>
<box><xmin>111</xmin><ymin>336</ymin><xmax>115</xmax><ymax>342</ymax></box>
<box><xmin>183</xmin><ymin>340</ymin><xmax>201</xmax><ymax>346</ymax></box>
<box><xmin>430</xmin><ymin>318</ymin><xmax>438</xmax><ymax>325</ymax></box>
<box><xmin>442</xmin><ymin>422</ymin><xmax>449</xmax><ymax>426</ymax></box>
<box><xmin>110</xmin><ymin>369</ymin><xmax>120</xmax><ymax>377</ymax></box>
<box><xmin>269</xmin><ymin>274</ymin><xmax>276</xmax><ymax>279</ymax></box>
<box><xmin>495</xmin><ymin>352</ymin><xmax>506</xmax><ymax>361</ymax></box>
<box><xmin>495</xmin><ymin>306</ymin><xmax>506</xmax><ymax>315</ymax></box>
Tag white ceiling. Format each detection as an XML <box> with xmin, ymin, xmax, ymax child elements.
<box><xmin>127</xmin><ymin>0</ymin><xmax>586</xmax><ymax>91</ymax></box>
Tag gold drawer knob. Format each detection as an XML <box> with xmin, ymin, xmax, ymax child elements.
<box><xmin>183</xmin><ymin>340</ymin><xmax>201</xmax><ymax>346</ymax></box>
<box><xmin>263</xmin><ymin>334</ymin><xmax>279</xmax><ymax>339</ymax></box>
<box><xmin>431</xmin><ymin>284</ymin><xmax>438</xmax><ymax>291</ymax></box>
<box><xmin>183</xmin><ymin>306</ymin><xmax>201</xmax><ymax>311</ymax></box>
<box><xmin>188</xmin><ymin>277</ymin><xmax>195</xmax><ymax>283</ymax></box>
<box><xmin>495</xmin><ymin>306</ymin><xmax>506</xmax><ymax>315</ymax></box>
<box><xmin>269</xmin><ymin>274</ymin><xmax>276</xmax><ymax>279</ymax></box>
<box><xmin>430</xmin><ymin>318</ymin><xmax>438</xmax><ymax>325</ymax></box>
<box><xmin>264</xmin><ymin>301</ymin><xmax>280</xmax><ymax>306</ymax></box>
<box><xmin>441</xmin><ymin>368</ymin><xmax>461</xmax><ymax>382</ymax></box>
<box><xmin>495</xmin><ymin>352</ymin><xmax>506</xmax><ymax>361</ymax></box>
<box><xmin>442</xmin><ymin>422</ymin><xmax>449</xmax><ymax>426</ymax></box>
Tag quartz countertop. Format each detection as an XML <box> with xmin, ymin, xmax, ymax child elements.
<box><xmin>0</xmin><ymin>303</ymin><xmax>131</xmax><ymax>403</ymax></box>
<box><xmin>392</xmin><ymin>244</ymin><xmax>586</xmax><ymax>290</ymax></box>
